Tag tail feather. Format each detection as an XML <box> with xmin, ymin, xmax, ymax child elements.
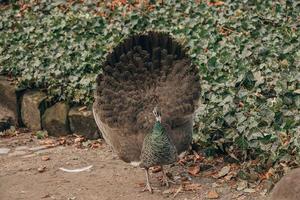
<box><xmin>94</xmin><ymin>32</ymin><xmax>200</xmax><ymax>133</ymax></box>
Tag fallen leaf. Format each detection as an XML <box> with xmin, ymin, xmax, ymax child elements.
<box><xmin>41</xmin><ymin>156</ymin><xmax>50</xmax><ymax>161</ymax></box>
<box><xmin>192</xmin><ymin>150</ymin><xmax>203</xmax><ymax>161</ymax></box>
<box><xmin>178</xmin><ymin>158</ymin><xmax>187</xmax><ymax>165</ymax></box>
<box><xmin>58</xmin><ymin>137</ymin><xmax>66</xmax><ymax>145</ymax></box>
<box><xmin>214</xmin><ymin>166</ymin><xmax>231</xmax><ymax>178</ymax></box>
<box><xmin>244</xmin><ymin>188</ymin><xmax>256</xmax><ymax>193</ymax></box>
<box><xmin>39</xmin><ymin>139</ymin><xmax>55</xmax><ymax>145</ymax></box>
<box><xmin>238</xmin><ymin>101</ymin><xmax>244</xmax><ymax>107</ymax></box>
<box><xmin>162</xmin><ymin>188</ymin><xmax>177</xmax><ymax>195</ymax></box>
<box><xmin>212</xmin><ymin>182</ymin><xmax>221</xmax><ymax>188</ymax></box>
<box><xmin>183</xmin><ymin>183</ymin><xmax>202</xmax><ymax>191</ymax></box>
<box><xmin>188</xmin><ymin>165</ymin><xmax>200</xmax><ymax>176</ymax></box>
<box><xmin>151</xmin><ymin>166</ymin><xmax>162</xmax><ymax>173</ymax></box>
<box><xmin>82</xmin><ymin>140</ymin><xmax>91</xmax><ymax>148</ymax></box>
<box><xmin>38</xmin><ymin>166</ymin><xmax>46</xmax><ymax>173</ymax></box>
<box><xmin>263</xmin><ymin>168</ymin><xmax>275</xmax><ymax>180</ymax></box>
<box><xmin>90</xmin><ymin>141</ymin><xmax>102</xmax><ymax>149</ymax></box>
<box><xmin>237</xmin><ymin>180</ymin><xmax>248</xmax><ymax>191</ymax></box>
<box><xmin>207</xmin><ymin>190</ymin><xmax>219</xmax><ymax>199</ymax></box>
<box><xmin>74</xmin><ymin>137</ymin><xmax>84</xmax><ymax>143</ymax></box>
<box><xmin>224</xmin><ymin>174</ymin><xmax>234</xmax><ymax>181</ymax></box>
<box><xmin>224</xmin><ymin>171</ymin><xmax>237</xmax><ymax>181</ymax></box>
<box><xmin>207</xmin><ymin>1</ymin><xmax>224</xmax><ymax>6</ymax></box>
<box><xmin>232</xmin><ymin>193</ymin><xmax>244</xmax><ymax>199</ymax></box>
<box><xmin>237</xmin><ymin>195</ymin><xmax>247</xmax><ymax>200</ymax></box>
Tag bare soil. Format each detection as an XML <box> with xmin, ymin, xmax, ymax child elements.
<box><xmin>0</xmin><ymin>133</ymin><xmax>267</xmax><ymax>200</ymax></box>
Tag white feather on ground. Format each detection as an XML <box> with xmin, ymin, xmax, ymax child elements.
<box><xmin>59</xmin><ymin>165</ymin><xmax>93</xmax><ymax>173</ymax></box>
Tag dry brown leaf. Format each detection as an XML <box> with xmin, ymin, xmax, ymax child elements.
<box><xmin>178</xmin><ymin>158</ymin><xmax>187</xmax><ymax>165</ymax></box>
<box><xmin>151</xmin><ymin>166</ymin><xmax>162</xmax><ymax>173</ymax></box>
<box><xmin>237</xmin><ymin>180</ymin><xmax>248</xmax><ymax>191</ymax></box>
<box><xmin>207</xmin><ymin>190</ymin><xmax>219</xmax><ymax>199</ymax></box>
<box><xmin>39</xmin><ymin>139</ymin><xmax>56</xmax><ymax>145</ymax></box>
<box><xmin>238</xmin><ymin>101</ymin><xmax>244</xmax><ymax>107</ymax></box>
<box><xmin>74</xmin><ymin>137</ymin><xmax>84</xmax><ymax>143</ymax></box>
<box><xmin>90</xmin><ymin>142</ymin><xmax>102</xmax><ymax>149</ymax></box>
<box><xmin>41</xmin><ymin>156</ymin><xmax>50</xmax><ymax>161</ymax></box>
<box><xmin>188</xmin><ymin>165</ymin><xmax>200</xmax><ymax>176</ymax></box>
<box><xmin>192</xmin><ymin>150</ymin><xmax>204</xmax><ymax>162</ymax></box>
<box><xmin>262</xmin><ymin>168</ymin><xmax>275</xmax><ymax>180</ymax></box>
<box><xmin>183</xmin><ymin>183</ymin><xmax>202</xmax><ymax>191</ymax></box>
<box><xmin>162</xmin><ymin>188</ymin><xmax>177</xmax><ymax>195</ymax></box>
<box><xmin>45</xmin><ymin>143</ymin><xmax>60</xmax><ymax>148</ymax></box>
<box><xmin>58</xmin><ymin>137</ymin><xmax>66</xmax><ymax>145</ymax></box>
<box><xmin>237</xmin><ymin>195</ymin><xmax>247</xmax><ymax>200</ymax></box>
<box><xmin>38</xmin><ymin>166</ymin><xmax>46</xmax><ymax>173</ymax></box>
<box><xmin>207</xmin><ymin>1</ymin><xmax>224</xmax><ymax>6</ymax></box>
<box><xmin>214</xmin><ymin>165</ymin><xmax>231</xmax><ymax>178</ymax></box>
<box><xmin>244</xmin><ymin>188</ymin><xmax>256</xmax><ymax>193</ymax></box>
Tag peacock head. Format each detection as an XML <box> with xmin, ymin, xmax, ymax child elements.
<box><xmin>153</xmin><ymin>106</ymin><xmax>161</xmax><ymax>123</ymax></box>
<box><xmin>152</xmin><ymin>106</ymin><xmax>164</xmax><ymax>133</ymax></box>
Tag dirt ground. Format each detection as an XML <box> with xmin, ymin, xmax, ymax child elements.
<box><xmin>0</xmin><ymin>133</ymin><xmax>268</xmax><ymax>200</ymax></box>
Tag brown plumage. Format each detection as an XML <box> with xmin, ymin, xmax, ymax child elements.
<box><xmin>93</xmin><ymin>31</ymin><xmax>200</xmax><ymax>163</ymax></box>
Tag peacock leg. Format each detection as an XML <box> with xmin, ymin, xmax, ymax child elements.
<box><xmin>142</xmin><ymin>168</ymin><xmax>153</xmax><ymax>193</ymax></box>
<box><xmin>161</xmin><ymin>166</ymin><xmax>170</xmax><ymax>187</ymax></box>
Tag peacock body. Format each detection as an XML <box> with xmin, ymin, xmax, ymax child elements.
<box><xmin>140</xmin><ymin>117</ymin><xmax>177</xmax><ymax>169</ymax></box>
<box><xmin>93</xmin><ymin>31</ymin><xmax>200</xmax><ymax>192</ymax></box>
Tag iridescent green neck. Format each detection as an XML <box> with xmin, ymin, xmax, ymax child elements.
<box><xmin>152</xmin><ymin>121</ymin><xmax>164</xmax><ymax>135</ymax></box>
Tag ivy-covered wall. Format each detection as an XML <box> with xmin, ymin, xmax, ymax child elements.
<box><xmin>0</xmin><ymin>0</ymin><xmax>299</xmax><ymax>174</ymax></box>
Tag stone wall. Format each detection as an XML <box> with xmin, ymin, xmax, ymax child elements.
<box><xmin>0</xmin><ymin>76</ymin><xmax>101</xmax><ymax>139</ymax></box>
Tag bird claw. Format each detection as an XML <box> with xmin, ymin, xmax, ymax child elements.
<box><xmin>161</xmin><ymin>166</ymin><xmax>174</xmax><ymax>187</ymax></box>
<box><xmin>163</xmin><ymin>179</ymin><xmax>169</xmax><ymax>187</ymax></box>
<box><xmin>162</xmin><ymin>177</ymin><xmax>175</xmax><ymax>187</ymax></box>
<box><xmin>142</xmin><ymin>183</ymin><xmax>153</xmax><ymax>193</ymax></box>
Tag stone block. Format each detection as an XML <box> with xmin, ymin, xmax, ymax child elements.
<box><xmin>42</xmin><ymin>102</ymin><xmax>70</xmax><ymax>136</ymax></box>
<box><xmin>69</xmin><ymin>107</ymin><xmax>100</xmax><ymax>139</ymax></box>
<box><xmin>0</xmin><ymin>110</ymin><xmax>14</xmax><ymax>132</ymax></box>
<box><xmin>21</xmin><ymin>91</ymin><xmax>46</xmax><ymax>131</ymax></box>
<box><xmin>0</xmin><ymin>76</ymin><xmax>19</xmax><ymax>128</ymax></box>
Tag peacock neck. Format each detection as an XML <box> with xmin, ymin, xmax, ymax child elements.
<box><xmin>152</xmin><ymin>121</ymin><xmax>165</xmax><ymax>136</ymax></box>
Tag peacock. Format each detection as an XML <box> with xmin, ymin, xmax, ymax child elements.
<box><xmin>93</xmin><ymin>31</ymin><xmax>200</xmax><ymax>192</ymax></box>
<box><xmin>139</xmin><ymin>106</ymin><xmax>178</xmax><ymax>192</ymax></box>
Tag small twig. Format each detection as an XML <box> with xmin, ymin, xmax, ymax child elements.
<box><xmin>172</xmin><ymin>185</ymin><xmax>183</xmax><ymax>198</ymax></box>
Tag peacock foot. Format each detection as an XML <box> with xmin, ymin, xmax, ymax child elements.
<box><xmin>162</xmin><ymin>176</ymin><xmax>170</xmax><ymax>187</ymax></box>
<box><xmin>161</xmin><ymin>166</ymin><xmax>175</xmax><ymax>187</ymax></box>
<box><xmin>161</xmin><ymin>175</ymin><xmax>176</xmax><ymax>187</ymax></box>
<box><xmin>142</xmin><ymin>168</ymin><xmax>153</xmax><ymax>193</ymax></box>
<box><xmin>142</xmin><ymin>182</ymin><xmax>153</xmax><ymax>193</ymax></box>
